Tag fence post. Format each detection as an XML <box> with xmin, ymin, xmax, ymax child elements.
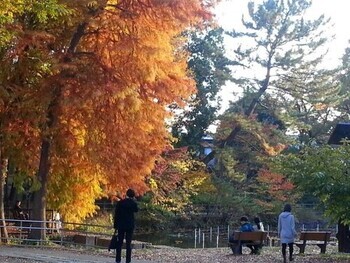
<box><xmin>194</xmin><ymin>228</ymin><xmax>197</xmax><ymax>248</ymax></box>
<box><xmin>210</xmin><ymin>227</ymin><xmax>212</xmax><ymax>243</ymax></box>
<box><xmin>19</xmin><ymin>220</ymin><xmax>23</xmax><ymax>240</ymax></box>
<box><xmin>198</xmin><ymin>228</ymin><xmax>201</xmax><ymax>244</ymax></box>
<box><xmin>216</xmin><ymin>232</ymin><xmax>219</xmax><ymax>248</ymax></box>
<box><xmin>202</xmin><ymin>232</ymin><xmax>205</xmax><ymax>248</ymax></box>
<box><xmin>60</xmin><ymin>226</ymin><xmax>64</xmax><ymax>246</ymax></box>
<box><xmin>227</xmin><ymin>225</ymin><xmax>230</xmax><ymax>240</ymax></box>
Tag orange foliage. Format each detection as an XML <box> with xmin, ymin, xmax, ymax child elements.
<box><xmin>1</xmin><ymin>0</ymin><xmax>215</xmax><ymax>222</ymax></box>
<box><xmin>57</xmin><ymin>0</ymin><xmax>213</xmax><ymax>197</ymax></box>
<box><xmin>257</xmin><ymin>168</ymin><xmax>294</xmax><ymax>202</ymax></box>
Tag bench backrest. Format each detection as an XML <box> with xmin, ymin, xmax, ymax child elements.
<box><xmin>233</xmin><ymin>231</ymin><xmax>268</xmax><ymax>241</ymax></box>
<box><xmin>299</xmin><ymin>231</ymin><xmax>331</xmax><ymax>241</ymax></box>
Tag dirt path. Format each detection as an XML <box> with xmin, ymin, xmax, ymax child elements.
<box><xmin>0</xmin><ymin>245</ymin><xmax>154</xmax><ymax>263</ymax></box>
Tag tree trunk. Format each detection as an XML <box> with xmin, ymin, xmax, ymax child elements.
<box><xmin>223</xmin><ymin>57</ymin><xmax>272</xmax><ymax>146</ymax></box>
<box><xmin>0</xmin><ymin>156</ymin><xmax>9</xmax><ymax>243</ymax></box>
<box><xmin>29</xmin><ymin>22</ymin><xmax>88</xmax><ymax>241</ymax></box>
<box><xmin>337</xmin><ymin>220</ymin><xmax>350</xmax><ymax>253</ymax></box>
<box><xmin>29</xmin><ymin>139</ymin><xmax>51</xmax><ymax>240</ymax></box>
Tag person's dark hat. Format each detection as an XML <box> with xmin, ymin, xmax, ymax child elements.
<box><xmin>240</xmin><ymin>216</ymin><xmax>249</xmax><ymax>222</ymax></box>
<box><xmin>126</xmin><ymin>189</ymin><xmax>135</xmax><ymax>198</ymax></box>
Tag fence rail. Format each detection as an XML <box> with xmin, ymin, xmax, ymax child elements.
<box><xmin>0</xmin><ymin>218</ymin><xmax>115</xmax><ymax>247</ymax></box>
<box><xmin>0</xmin><ymin>218</ymin><xmax>338</xmax><ymax>249</ymax></box>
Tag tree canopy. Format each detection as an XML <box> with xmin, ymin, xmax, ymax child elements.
<box><xmin>0</xmin><ymin>0</ymin><xmax>215</xmax><ymax>227</ymax></box>
<box><xmin>272</xmin><ymin>145</ymin><xmax>350</xmax><ymax>225</ymax></box>
<box><xmin>172</xmin><ymin>27</ymin><xmax>233</xmax><ymax>151</ymax></box>
<box><xmin>223</xmin><ymin>0</ymin><xmax>341</xmax><ymax>145</ymax></box>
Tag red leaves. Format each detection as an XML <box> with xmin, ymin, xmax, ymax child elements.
<box><xmin>257</xmin><ymin>168</ymin><xmax>294</xmax><ymax>202</ymax></box>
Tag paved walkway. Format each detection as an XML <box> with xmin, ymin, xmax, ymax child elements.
<box><xmin>0</xmin><ymin>245</ymin><xmax>155</xmax><ymax>263</ymax></box>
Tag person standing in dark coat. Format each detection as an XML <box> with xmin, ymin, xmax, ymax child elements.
<box><xmin>114</xmin><ymin>189</ymin><xmax>138</xmax><ymax>263</ymax></box>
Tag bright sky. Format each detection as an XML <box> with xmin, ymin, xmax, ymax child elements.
<box><xmin>214</xmin><ymin>0</ymin><xmax>350</xmax><ymax>112</ymax></box>
<box><xmin>215</xmin><ymin>0</ymin><xmax>350</xmax><ymax>58</ymax></box>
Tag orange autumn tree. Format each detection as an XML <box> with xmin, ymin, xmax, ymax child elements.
<box><xmin>256</xmin><ymin>168</ymin><xmax>295</xmax><ymax>212</ymax></box>
<box><xmin>0</xmin><ymin>0</ymin><xmax>73</xmax><ymax>241</ymax></box>
<box><xmin>46</xmin><ymin>0</ymin><xmax>213</xmax><ymax>222</ymax></box>
<box><xmin>1</xmin><ymin>0</ymin><xmax>215</xmax><ymax>237</ymax></box>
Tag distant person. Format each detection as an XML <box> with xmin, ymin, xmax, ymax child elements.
<box><xmin>253</xmin><ymin>216</ymin><xmax>264</xmax><ymax>231</ymax></box>
<box><xmin>229</xmin><ymin>216</ymin><xmax>257</xmax><ymax>254</ymax></box>
<box><xmin>13</xmin><ymin>200</ymin><xmax>29</xmax><ymax>220</ymax></box>
<box><xmin>278</xmin><ymin>204</ymin><xmax>297</xmax><ymax>263</ymax></box>
<box><xmin>114</xmin><ymin>189</ymin><xmax>138</xmax><ymax>263</ymax></box>
<box><xmin>53</xmin><ymin>211</ymin><xmax>62</xmax><ymax>233</ymax></box>
<box><xmin>252</xmin><ymin>216</ymin><xmax>265</xmax><ymax>253</ymax></box>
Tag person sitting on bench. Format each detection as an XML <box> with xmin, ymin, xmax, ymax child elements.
<box><xmin>229</xmin><ymin>216</ymin><xmax>258</xmax><ymax>254</ymax></box>
<box><xmin>13</xmin><ymin>200</ymin><xmax>29</xmax><ymax>220</ymax></box>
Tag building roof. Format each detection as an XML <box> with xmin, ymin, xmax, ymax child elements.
<box><xmin>328</xmin><ymin>123</ymin><xmax>350</xmax><ymax>145</ymax></box>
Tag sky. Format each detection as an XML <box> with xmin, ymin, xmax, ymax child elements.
<box><xmin>214</xmin><ymin>0</ymin><xmax>350</xmax><ymax>112</ymax></box>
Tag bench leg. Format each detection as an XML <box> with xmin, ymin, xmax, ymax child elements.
<box><xmin>295</xmin><ymin>243</ymin><xmax>306</xmax><ymax>254</ymax></box>
<box><xmin>317</xmin><ymin>244</ymin><xmax>327</xmax><ymax>254</ymax></box>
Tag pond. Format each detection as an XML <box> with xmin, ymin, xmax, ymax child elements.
<box><xmin>134</xmin><ymin>231</ymin><xmax>229</xmax><ymax>249</ymax></box>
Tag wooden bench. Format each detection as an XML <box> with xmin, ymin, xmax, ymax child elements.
<box><xmin>228</xmin><ymin>231</ymin><xmax>268</xmax><ymax>255</ymax></box>
<box><xmin>6</xmin><ymin>225</ymin><xmax>30</xmax><ymax>240</ymax></box>
<box><xmin>295</xmin><ymin>231</ymin><xmax>331</xmax><ymax>254</ymax></box>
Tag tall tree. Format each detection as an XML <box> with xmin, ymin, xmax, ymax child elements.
<box><xmin>333</xmin><ymin>46</ymin><xmax>350</xmax><ymax>122</ymax></box>
<box><xmin>224</xmin><ymin>0</ymin><xmax>339</xmax><ymax>145</ymax></box>
<box><xmin>1</xmin><ymin>0</ymin><xmax>214</xmax><ymax>239</ymax></box>
<box><xmin>0</xmin><ymin>0</ymin><xmax>70</xmax><ymax>240</ymax></box>
<box><xmin>172</xmin><ymin>27</ymin><xmax>232</xmax><ymax>151</ymax></box>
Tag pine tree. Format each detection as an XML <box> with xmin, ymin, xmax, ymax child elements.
<box><xmin>224</xmin><ymin>0</ymin><xmax>340</xmax><ymax>145</ymax></box>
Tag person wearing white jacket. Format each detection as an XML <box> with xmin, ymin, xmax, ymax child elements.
<box><xmin>278</xmin><ymin>204</ymin><xmax>297</xmax><ymax>263</ymax></box>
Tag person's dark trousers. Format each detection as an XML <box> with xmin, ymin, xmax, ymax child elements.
<box><xmin>282</xmin><ymin>243</ymin><xmax>294</xmax><ymax>262</ymax></box>
<box><xmin>116</xmin><ymin>228</ymin><xmax>133</xmax><ymax>263</ymax></box>
<box><xmin>246</xmin><ymin>244</ymin><xmax>260</xmax><ymax>254</ymax></box>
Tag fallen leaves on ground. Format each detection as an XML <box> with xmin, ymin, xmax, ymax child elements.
<box><xmin>132</xmin><ymin>244</ymin><xmax>350</xmax><ymax>263</ymax></box>
<box><xmin>2</xmin><ymin>243</ymin><xmax>350</xmax><ymax>262</ymax></box>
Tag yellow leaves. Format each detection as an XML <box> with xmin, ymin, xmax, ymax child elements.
<box><xmin>107</xmin><ymin>0</ymin><xmax>118</xmax><ymax>5</ymax></box>
<box><xmin>149</xmin><ymin>147</ymin><xmax>210</xmax><ymax>212</ymax></box>
<box><xmin>114</xmin><ymin>89</ymin><xmax>142</xmax><ymax>112</ymax></box>
<box><xmin>0</xmin><ymin>0</ymin><xmax>24</xmax><ymax>24</ymax></box>
<box><xmin>62</xmin><ymin>118</ymin><xmax>87</xmax><ymax>147</ymax></box>
<box><xmin>48</xmin><ymin>157</ymin><xmax>105</xmax><ymax>223</ymax></box>
<box><xmin>314</xmin><ymin>102</ymin><xmax>327</xmax><ymax>110</ymax></box>
<box><xmin>148</xmin><ymin>178</ymin><xmax>158</xmax><ymax>190</ymax></box>
<box><xmin>259</xmin><ymin>137</ymin><xmax>286</xmax><ymax>156</ymax></box>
